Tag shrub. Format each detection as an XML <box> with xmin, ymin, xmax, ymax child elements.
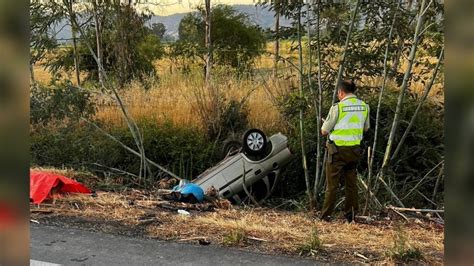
<box><xmin>298</xmin><ymin>226</ymin><xmax>323</xmax><ymax>256</ymax></box>
<box><xmin>386</xmin><ymin>224</ymin><xmax>423</xmax><ymax>262</ymax></box>
<box><xmin>30</xmin><ymin>82</ymin><xmax>95</xmax><ymax>126</ymax></box>
<box><xmin>223</xmin><ymin>227</ymin><xmax>246</xmax><ymax>246</ymax></box>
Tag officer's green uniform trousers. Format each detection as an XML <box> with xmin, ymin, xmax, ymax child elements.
<box><xmin>320</xmin><ymin>145</ymin><xmax>361</xmax><ymax>219</ymax></box>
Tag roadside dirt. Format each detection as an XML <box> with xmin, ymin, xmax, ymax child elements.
<box><xmin>30</xmin><ymin>189</ymin><xmax>444</xmax><ymax>264</ymax></box>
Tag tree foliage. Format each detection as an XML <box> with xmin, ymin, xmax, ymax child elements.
<box><xmin>43</xmin><ymin>2</ymin><xmax>164</xmax><ymax>88</ymax></box>
<box><xmin>150</xmin><ymin>22</ymin><xmax>166</xmax><ymax>38</ymax></box>
<box><xmin>171</xmin><ymin>5</ymin><xmax>266</xmax><ymax>73</ymax></box>
<box><xmin>30</xmin><ymin>2</ymin><xmax>62</xmax><ymax>68</ymax></box>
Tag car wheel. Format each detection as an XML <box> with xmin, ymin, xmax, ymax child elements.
<box><xmin>242</xmin><ymin>129</ymin><xmax>267</xmax><ymax>156</ymax></box>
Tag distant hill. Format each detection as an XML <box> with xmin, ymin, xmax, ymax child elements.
<box><xmin>53</xmin><ymin>4</ymin><xmax>292</xmax><ymax>43</ymax></box>
<box><xmin>148</xmin><ymin>5</ymin><xmax>292</xmax><ymax>38</ymax></box>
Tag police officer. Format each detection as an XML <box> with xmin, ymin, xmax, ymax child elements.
<box><xmin>320</xmin><ymin>80</ymin><xmax>370</xmax><ymax>223</ymax></box>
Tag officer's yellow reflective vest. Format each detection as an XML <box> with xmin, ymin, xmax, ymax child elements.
<box><xmin>329</xmin><ymin>96</ymin><xmax>368</xmax><ymax>146</ymax></box>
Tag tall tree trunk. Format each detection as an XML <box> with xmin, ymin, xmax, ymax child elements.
<box><xmin>296</xmin><ymin>5</ymin><xmax>313</xmax><ymax>210</ymax></box>
<box><xmin>273</xmin><ymin>9</ymin><xmax>280</xmax><ymax>77</ymax></box>
<box><xmin>364</xmin><ymin>0</ymin><xmax>401</xmax><ymax>214</ymax></box>
<box><xmin>312</xmin><ymin>0</ymin><xmax>324</xmax><ymax>207</ymax></box>
<box><xmin>67</xmin><ymin>0</ymin><xmax>81</xmax><ymax>86</ymax></box>
<box><xmin>204</xmin><ymin>0</ymin><xmax>212</xmax><ymax>85</ymax></box>
<box><xmin>306</xmin><ymin>3</ymin><xmax>312</xmax><ymax>93</ymax></box>
<box><xmin>92</xmin><ymin>0</ymin><xmax>103</xmax><ymax>84</ymax></box>
<box><xmin>378</xmin><ymin>0</ymin><xmax>430</xmax><ymax>207</ymax></box>
<box><xmin>390</xmin><ymin>47</ymin><xmax>444</xmax><ymax>162</ymax></box>
<box><xmin>330</xmin><ymin>0</ymin><xmax>361</xmax><ymax>104</ymax></box>
<box><xmin>305</xmin><ymin>0</ymin><xmax>318</xmax><ymax>208</ymax></box>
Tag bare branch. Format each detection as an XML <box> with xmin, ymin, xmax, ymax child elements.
<box><xmin>82</xmin><ymin>118</ymin><xmax>180</xmax><ymax>180</ymax></box>
<box><xmin>401</xmin><ymin>160</ymin><xmax>444</xmax><ymax>201</ymax></box>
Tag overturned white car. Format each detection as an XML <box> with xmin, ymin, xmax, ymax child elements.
<box><xmin>192</xmin><ymin>129</ymin><xmax>294</xmax><ymax>203</ymax></box>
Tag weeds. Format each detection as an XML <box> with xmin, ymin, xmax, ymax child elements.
<box><xmin>298</xmin><ymin>226</ymin><xmax>323</xmax><ymax>256</ymax></box>
<box><xmin>223</xmin><ymin>227</ymin><xmax>247</xmax><ymax>246</ymax></box>
<box><xmin>386</xmin><ymin>223</ymin><xmax>423</xmax><ymax>262</ymax></box>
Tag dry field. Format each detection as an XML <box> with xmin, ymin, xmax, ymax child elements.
<box><xmin>33</xmin><ymin>41</ymin><xmax>444</xmax><ymax>133</ymax></box>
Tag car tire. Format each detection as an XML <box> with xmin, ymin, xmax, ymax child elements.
<box><xmin>242</xmin><ymin>129</ymin><xmax>267</xmax><ymax>156</ymax></box>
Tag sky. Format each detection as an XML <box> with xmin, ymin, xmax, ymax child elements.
<box><xmin>143</xmin><ymin>0</ymin><xmax>258</xmax><ymax>15</ymax></box>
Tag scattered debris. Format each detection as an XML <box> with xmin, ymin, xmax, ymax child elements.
<box><xmin>30</xmin><ymin>219</ymin><xmax>40</xmax><ymax>224</ymax></box>
<box><xmin>212</xmin><ymin>199</ymin><xmax>232</xmax><ymax>210</ymax></box>
<box><xmin>178</xmin><ymin>209</ymin><xmax>190</xmax><ymax>216</ymax></box>
<box><xmin>354</xmin><ymin>252</ymin><xmax>369</xmax><ymax>261</ymax></box>
<box><xmin>247</xmin><ymin>236</ymin><xmax>268</xmax><ymax>242</ymax></box>
<box><xmin>30</xmin><ymin>209</ymin><xmax>54</xmax><ymax>214</ymax></box>
<box><xmin>355</xmin><ymin>215</ymin><xmax>374</xmax><ymax>224</ymax></box>
<box><xmin>205</xmin><ymin>186</ymin><xmax>218</xmax><ymax>198</ymax></box>
<box><xmin>137</xmin><ymin>214</ymin><xmax>160</xmax><ymax>225</ymax></box>
<box><xmin>387</xmin><ymin>206</ymin><xmax>410</xmax><ymax>222</ymax></box>
<box><xmin>158</xmin><ymin>177</ymin><xmax>178</xmax><ymax>189</ymax></box>
<box><xmin>387</xmin><ymin>206</ymin><xmax>444</xmax><ymax>214</ymax></box>
<box><xmin>178</xmin><ymin>236</ymin><xmax>207</xmax><ymax>242</ymax></box>
<box><xmin>198</xmin><ymin>239</ymin><xmax>211</xmax><ymax>245</ymax></box>
<box><xmin>386</xmin><ymin>205</ymin><xmax>444</xmax><ymax>225</ymax></box>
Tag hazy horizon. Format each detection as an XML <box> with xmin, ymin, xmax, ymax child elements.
<box><xmin>143</xmin><ymin>0</ymin><xmax>258</xmax><ymax>15</ymax></box>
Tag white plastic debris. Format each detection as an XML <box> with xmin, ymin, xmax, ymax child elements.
<box><xmin>177</xmin><ymin>209</ymin><xmax>190</xmax><ymax>216</ymax></box>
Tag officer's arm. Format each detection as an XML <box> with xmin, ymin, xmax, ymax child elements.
<box><xmin>321</xmin><ymin>105</ymin><xmax>338</xmax><ymax>136</ymax></box>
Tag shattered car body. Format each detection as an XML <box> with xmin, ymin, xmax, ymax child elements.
<box><xmin>192</xmin><ymin>131</ymin><xmax>294</xmax><ymax>202</ymax></box>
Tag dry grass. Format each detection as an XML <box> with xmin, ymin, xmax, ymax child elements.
<box><xmin>31</xmin><ymin>189</ymin><xmax>444</xmax><ymax>264</ymax></box>
<box><xmin>32</xmin><ymin>41</ymin><xmax>443</xmax><ymax>133</ymax></box>
<box><xmin>91</xmin><ymin>69</ymin><xmax>290</xmax><ymax>133</ymax></box>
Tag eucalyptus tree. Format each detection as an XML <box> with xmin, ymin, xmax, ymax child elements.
<box><xmin>30</xmin><ymin>1</ymin><xmax>63</xmax><ymax>83</ymax></box>
<box><xmin>378</xmin><ymin>0</ymin><xmax>431</xmax><ymax>207</ymax></box>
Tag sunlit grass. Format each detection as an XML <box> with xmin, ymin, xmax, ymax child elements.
<box><xmin>32</xmin><ymin>41</ymin><xmax>443</xmax><ymax>133</ymax></box>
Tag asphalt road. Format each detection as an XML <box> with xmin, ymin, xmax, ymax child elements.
<box><xmin>30</xmin><ymin>224</ymin><xmax>319</xmax><ymax>265</ymax></box>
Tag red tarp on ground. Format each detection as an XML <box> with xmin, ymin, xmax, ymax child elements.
<box><xmin>30</xmin><ymin>171</ymin><xmax>91</xmax><ymax>204</ymax></box>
